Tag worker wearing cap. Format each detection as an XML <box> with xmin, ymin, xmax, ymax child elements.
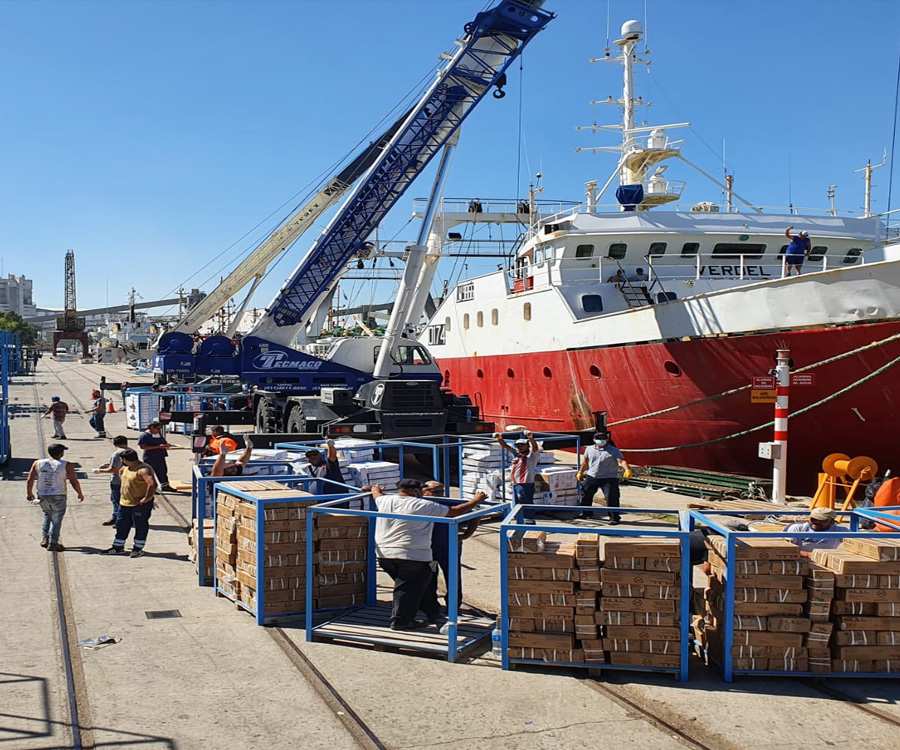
<box><xmin>302</xmin><ymin>439</ymin><xmax>344</xmax><ymax>490</ymax></box>
<box><xmin>496</xmin><ymin>431</ymin><xmax>541</xmax><ymax>525</ymax></box>
<box><xmin>783</xmin><ymin>508</ymin><xmax>848</xmax><ymax>557</ymax></box>
<box><xmin>42</xmin><ymin>396</ymin><xmax>69</xmax><ymax>439</ymax></box>
<box><xmin>784</xmin><ymin>226</ymin><xmax>812</xmax><ymax>276</ymax></box>
<box><xmin>25</xmin><ymin>443</ymin><xmax>84</xmax><ymax>551</ymax></box>
<box><xmin>84</xmin><ymin>388</ymin><xmax>107</xmax><ymax>438</ymax></box>
<box><xmin>369</xmin><ymin>479</ymin><xmax>484</xmax><ymax>630</ymax></box>
<box><xmin>577</xmin><ymin>432</ymin><xmax>632</xmax><ymax>524</ymax></box>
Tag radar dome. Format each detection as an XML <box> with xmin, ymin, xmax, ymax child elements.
<box><xmin>621</xmin><ymin>20</ymin><xmax>643</xmax><ymax>40</ymax></box>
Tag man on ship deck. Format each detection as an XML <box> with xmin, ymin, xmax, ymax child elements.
<box><xmin>783</xmin><ymin>226</ymin><xmax>811</xmax><ymax>276</ymax></box>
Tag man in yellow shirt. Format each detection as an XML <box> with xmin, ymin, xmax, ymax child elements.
<box><xmin>104</xmin><ymin>449</ymin><xmax>158</xmax><ymax>558</ymax></box>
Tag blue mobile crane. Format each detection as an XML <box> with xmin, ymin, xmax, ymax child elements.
<box><xmin>155</xmin><ymin>0</ymin><xmax>554</xmax><ymax>440</ymax></box>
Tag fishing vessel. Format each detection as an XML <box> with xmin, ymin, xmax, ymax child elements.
<box><xmin>419</xmin><ymin>21</ymin><xmax>900</xmax><ymax>492</ymax></box>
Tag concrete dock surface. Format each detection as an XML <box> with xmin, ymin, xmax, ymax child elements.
<box><xmin>2</xmin><ymin>358</ymin><xmax>899</xmax><ymax>750</ymax></box>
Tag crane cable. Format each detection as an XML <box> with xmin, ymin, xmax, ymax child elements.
<box><xmin>609</xmin><ymin>327</ymin><xmax>900</xmax><ymax>428</ymax></box>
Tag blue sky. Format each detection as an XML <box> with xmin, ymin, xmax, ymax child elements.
<box><xmin>3</xmin><ymin>0</ymin><xmax>899</xmax><ymax>314</ymax></box>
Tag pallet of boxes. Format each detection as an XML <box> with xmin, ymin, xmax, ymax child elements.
<box><xmin>703</xmin><ymin>535</ymin><xmax>820</xmax><ymax>674</ymax></box>
<box><xmin>505</xmin><ymin>531</ymin><xmax>685</xmax><ymax>675</ymax></box>
<box><xmin>812</xmin><ymin>537</ymin><xmax>900</xmax><ymax>674</ymax></box>
<box><xmin>213</xmin><ymin>482</ymin><xmax>368</xmax><ymax>621</ymax></box>
<box><xmin>189</xmin><ymin>518</ymin><xmax>215</xmax><ymax>584</ymax></box>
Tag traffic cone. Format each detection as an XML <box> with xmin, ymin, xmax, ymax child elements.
<box><xmin>108</xmin><ymin>401</ymin><xmax>116</xmax><ymax>413</ymax></box>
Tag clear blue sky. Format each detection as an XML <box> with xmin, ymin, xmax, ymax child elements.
<box><xmin>2</xmin><ymin>0</ymin><xmax>899</xmax><ymax>313</ymax></box>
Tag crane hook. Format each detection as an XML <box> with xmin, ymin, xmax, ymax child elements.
<box><xmin>492</xmin><ymin>73</ymin><xmax>507</xmax><ymax>99</ymax></box>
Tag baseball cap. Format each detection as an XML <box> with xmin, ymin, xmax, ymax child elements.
<box><xmin>304</xmin><ymin>449</ymin><xmax>323</xmax><ymax>458</ymax></box>
<box><xmin>51</xmin><ymin>396</ymin><xmax>60</xmax><ymax>402</ymax></box>
<box><xmin>798</xmin><ymin>230</ymin><xmax>809</xmax><ymax>237</ymax></box>
<box><xmin>810</xmin><ymin>507</ymin><xmax>836</xmax><ymax>522</ymax></box>
<box><xmin>48</xmin><ymin>443</ymin><xmax>67</xmax><ymax>457</ymax></box>
<box><xmin>514</xmin><ymin>438</ymin><xmax>529</xmax><ymax>445</ymax></box>
<box><xmin>593</xmin><ymin>432</ymin><xmax>609</xmax><ymax>440</ymax></box>
<box><xmin>397</xmin><ymin>478</ymin><xmax>423</xmax><ymax>490</ymax></box>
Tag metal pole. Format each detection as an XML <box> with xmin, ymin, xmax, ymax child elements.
<box><xmin>772</xmin><ymin>348</ymin><xmax>791</xmax><ymax>504</ymax></box>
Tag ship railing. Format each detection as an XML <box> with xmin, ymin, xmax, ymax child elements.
<box><xmin>416</xmin><ymin>197</ymin><xmax>580</xmax><ymax>220</ymax></box>
<box><xmin>539</xmin><ymin>202</ymin><xmax>869</xmax><ymax>219</ymax></box>
<box><xmin>643</xmin><ymin>252</ymin><xmax>845</xmax><ymax>282</ymax></box>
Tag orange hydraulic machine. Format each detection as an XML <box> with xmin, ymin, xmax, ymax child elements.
<box><xmin>810</xmin><ymin>453</ymin><xmax>878</xmax><ymax>512</ymax></box>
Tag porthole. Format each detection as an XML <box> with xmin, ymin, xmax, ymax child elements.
<box><xmin>543</xmin><ymin>367</ymin><xmax>552</xmax><ymax>379</ymax></box>
<box><xmin>507</xmin><ymin>368</ymin><xmax>515</xmax><ymax>378</ymax></box>
<box><xmin>444</xmin><ymin>316</ymin><xmax>451</xmax><ymax>332</ymax></box>
<box><xmin>491</xmin><ymin>308</ymin><xmax>498</xmax><ymax>325</ymax></box>
<box><xmin>664</xmin><ymin>361</ymin><xmax>682</xmax><ymax>376</ymax></box>
<box><xmin>589</xmin><ymin>365</ymin><xmax>602</xmax><ymax>378</ymax></box>
<box><xmin>463</xmin><ymin>313</ymin><xmax>470</xmax><ymax>329</ymax></box>
<box><xmin>476</xmin><ymin>369</ymin><xmax>484</xmax><ymax>379</ymax></box>
<box><xmin>477</xmin><ymin>311</ymin><xmax>483</xmax><ymax>327</ymax></box>
<box><xmin>523</xmin><ymin>302</ymin><xmax>532</xmax><ymax>321</ymax></box>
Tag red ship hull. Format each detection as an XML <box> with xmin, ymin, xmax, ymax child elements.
<box><xmin>438</xmin><ymin>320</ymin><xmax>900</xmax><ymax>495</ymax></box>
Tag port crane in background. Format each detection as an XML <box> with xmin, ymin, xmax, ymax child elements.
<box><xmin>155</xmin><ymin>0</ymin><xmax>554</xmax><ymax>440</ymax></box>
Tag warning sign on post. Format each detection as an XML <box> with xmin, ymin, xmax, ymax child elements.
<box><xmin>790</xmin><ymin>373</ymin><xmax>816</xmax><ymax>386</ymax></box>
<box><xmin>751</xmin><ymin>389</ymin><xmax>777</xmax><ymax>403</ymax></box>
<box><xmin>752</xmin><ymin>376</ymin><xmax>776</xmax><ymax>389</ymax></box>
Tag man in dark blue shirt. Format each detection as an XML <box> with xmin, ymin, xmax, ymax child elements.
<box><xmin>784</xmin><ymin>226</ymin><xmax>811</xmax><ymax>276</ymax></box>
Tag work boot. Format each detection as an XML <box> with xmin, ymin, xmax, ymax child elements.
<box><xmin>40</xmin><ymin>536</ymin><xmax>49</xmax><ymax>548</ymax></box>
<box><xmin>101</xmin><ymin>517</ymin><xmax>117</xmax><ymax>526</ymax></box>
<box><xmin>48</xmin><ymin>542</ymin><xmax>64</xmax><ymax>552</ymax></box>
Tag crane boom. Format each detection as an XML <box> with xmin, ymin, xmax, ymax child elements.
<box><xmin>250</xmin><ymin>0</ymin><xmax>554</xmax><ymax>347</ymax></box>
<box><xmin>168</xmin><ymin>116</ymin><xmax>407</xmax><ymax>336</ymax></box>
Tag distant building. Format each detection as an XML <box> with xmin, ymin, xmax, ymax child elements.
<box><xmin>0</xmin><ymin>274</ymin><xmax>36</xmax><ymax>317</ymax></box>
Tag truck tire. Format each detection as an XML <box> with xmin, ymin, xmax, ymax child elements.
<box><xmin>256</xmin><ymin>400</ymin><xmax>275</xmax><ymax>433</ymax></box>
<box><xmin>286</xmin><ymin>409</ymin><xmax>304</xmax><ymax>434</ymax></box>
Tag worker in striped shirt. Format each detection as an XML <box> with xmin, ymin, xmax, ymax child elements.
<box><xmin>496</xmin><ymin>431</ymin><xmax>541</xmax><ymax>525</ymax></box>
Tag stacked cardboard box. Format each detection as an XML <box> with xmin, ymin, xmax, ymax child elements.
<box><xmin>313</xmin><ymin>512</ymin><xmax>368</xmax><ymax>609</ymax></box>
<box><xmin>188</xmin><ymin>518</ymin><xmax>215</xmax><ymax>584</ymax></box>
<box><xmin>599</xmin><ymin>537</ymin><xmax>683</xmax><ymax>670</ymax></box>
<box><xmin>813</xmin><ymin>538</ymin><xmax>900</xmax><ymax>673</ymax></box>
<box><xmin>506</xmin><ymin>532</ymin><xmax>584</xmax><ymax>663</ymax></box>
<box><xmin>346</xmin><ymin>461</ymin><xmax>401</xmax><ymax>491</ymax></box>
<box><xmin>704</xmin><ymin>536</ymin><xmax>810</xmax><ymax>672</ymax></box>
<box><xmin>536</xmin><ymin>467</ymin><xmax>579</xmax><ymax>507</ymax></box>
<box><xmin>462</xmin><ymin>443</ymin><xmax>505</xmax><ymax>502</ymax></box>
<box><xmin>233</xmin><ymin>489</ymin><xmax>317</xmax><ymax>617</ymax></box>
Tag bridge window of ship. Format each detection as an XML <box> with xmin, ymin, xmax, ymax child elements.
<box><xmin>656</xmin><ymin>291</ymin><xmax>677</xmax><ymax>303</ymax></box>
<box><xmin>581</xmin><ymin>294</ymin><xmax>603</xmax><ymax>313</ymax></box>
<box><xmin>477</xmin><ymin>311</ymin><xmax>484</xmax><ymax>327</ymax></box>
<box><xmin>575</xmin><ymin>244</ymin><xmax>595</xmax><ymax>258</ymax></box>
<box><xmin>664</xmin><ymin>361</ymin><xmax>682</xmax><ymax>376</ymax></box>
<box><xmin>523</xmin><ymin>302</ymin><xmax>532</xmax><ymax>321</ymax></box>
<box><xmin>843</xmin><ymin>248</ymin><xmax>862</xmax><ymax>264</ymax></box>
<box><xmin>681</xmin><ymin>242</ymin><xmax>700</xmax><ymax>257</ymax></box>
<box><xmin>648</xmin><ymin>242</ymin><xmax>667</xmax><ymax>256</ymax></box>
<box><xmin>808</xmin><ymin>246</ymin><xmax>828</xmax><ymax>262</ymax></box>
<box><xmin>456</xmin><ymin>282</ymin><xmax>474</xmax><ymax>302</ymax></box>
<box><xmin>607</xmin><ymin>242</ymin><xmax>627</xmax><ymax>259</ymax></box>
<box><xmin>712</xmin><ymin>243</ymin><xmax>766</xmax><ymax>260</ymax></box>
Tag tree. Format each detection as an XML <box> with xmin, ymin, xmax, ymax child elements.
<box><xmin>0</xmin><ymin>312</ymin><xmax>40</xmax><ymax>346</ymax></box>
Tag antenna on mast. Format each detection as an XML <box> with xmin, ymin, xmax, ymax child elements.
<box><xmin>854</xmin><ymin>150</ymin><xmax>887</xmax><ymax>217</ymax></box>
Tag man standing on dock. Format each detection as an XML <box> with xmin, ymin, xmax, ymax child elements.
<box><xmin>85</xmin><ymin>389</ymin><xmax>107</xmax><ymax>438</ymax></box>
<box><xmin>42</xmin><ymin>396</ymin><xmax>69</xmax><ymax>440</ymax></box>
<box><xmin>26</xmin><ymin>443</ymin><xmax>84</xmax><ymax>551</ymax></box>
<box><xmin>138</xmin><ymin>421</ymin><xmax>171</xmax><ymax>492</ymax></box>
<box><xmin>496</xmin><ymin>431</ymin><xmax>541</xmax><ymax>525</ymax></box>
<box><xmin>577</xmin><ymin>432</ymin><xmax>632</xmax><ymax>524</ymax></box>
<box><xmin>104</xmin><ymin>448</ymin><xmax>158</xmax><ymax>558</ymax></box>
<box><xmin>369</xmin><ymin>479</ymin><xmax>483</xmax><ymax>630</ymax></box>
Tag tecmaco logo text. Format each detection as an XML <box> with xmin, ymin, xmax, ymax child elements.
<box><xmin>252</xmin><ymin>351</ymin><xmax>324</xmax><ymax>370</ymax></box>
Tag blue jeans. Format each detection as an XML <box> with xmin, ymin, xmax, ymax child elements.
<box><xmin>90</xmin><ymin>411</ymin><xmax>106</xmax><ymax>435</ymax></box>
<box><xmin>513</xmin><ymin>483</ymin><xmax>536</xmax><ymax>523</ymax></box>
<box><xmin>39</xmin><ymin>495</ymin><xmax>67</xmax><ymax>542</ymax></box>
<box><xmin>114</xmin><ymin>501</ymin><xmax>154</xmax><ymax>550</ymax></box>
<box><xmin>109</xmin><ymin>483</ymin><xmax>122</xmax><ymax>520</ymax></box>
